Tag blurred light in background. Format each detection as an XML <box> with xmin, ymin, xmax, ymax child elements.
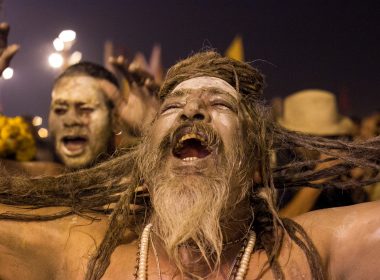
<box><xmin>49</xmin><ymin>30</ymin><xmax>78</xmax><ymax>70</ymax></box>
<box><xmin>2</xmin><ymin>67</ymin><xmax>14</xmax><ymax>80</ymax></box>
<box><xmin>68</xmin><ymin>51</ymin><xmax>82</xmax><ymax>65</ymax></box>
<box><xmin>37</xmin><ymin>127</ymin><xmax>49</xmax><ymax>138</ymax></box>
<box><xmin>48</xmin><ymin>53</ymin><xmax>64</xmax><ymax>68</ymax></box>
<box><xmin>32</xmin><ymin>116</ymin><xmax>43</xmax><ymax>126</ymax></box>
<box><xmin>58</xmin><ymin>30</ymin><xmax>76</xmax><ymax>43</ymax></box>
<box><xmin>53</xmin><ymin>38</ymin><xmax>65</xmax><ymax>51</ymax></box>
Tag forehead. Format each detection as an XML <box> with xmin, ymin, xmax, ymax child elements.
<box><xmin>171</xmin><ymin>76</ymin><xmax>239</xmax><ymax>99</ymax></box>
<box><xmin>51</xmin><ymin>76</ymin><xmax>107</xmax><ymax>103</ymax></box>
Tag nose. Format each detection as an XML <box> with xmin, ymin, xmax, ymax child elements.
<box><xmin>63</xmin><ymin>109</ymin><xmax>83</xmax><ymax>127</ymax></box>
<box><xmin>180</xmin><ymin>98</ymin><xmax>210</xmax><ymax>122</ymax></box>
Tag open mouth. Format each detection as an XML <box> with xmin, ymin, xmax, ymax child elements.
<box><xmin>172</xmin><ymin>132</ymin><xmax>212</xmax><ymax>161</ymax></box>
<box><xmin>61</xmin><ymin>135</ymin><xmax>88</xmax><ymax>155</ymax></box>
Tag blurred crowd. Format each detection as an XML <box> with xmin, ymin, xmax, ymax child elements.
<box><xmin>271</xmin><ymin>90</ymin><xmax>379</xmax><ymax>217</ymax></box>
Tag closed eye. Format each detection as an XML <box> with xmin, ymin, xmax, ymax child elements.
<box><xmin>80</xmin><ymin>107</ymin><xmax>95</xmax><ymax>114</ymax></box>
<box><xmin>53</xmin><ymin>107</ymin><xmax>67</xmax><ymax>115</ymax></box>
<box><xmin>211</xmin><ymin>101</ymin><xmax>235</xmax><ymax>112</ymax></box>
<box><xmin>160</xmin><ymin>103</ymin><xmax>183</xmax><ymax>114</ymax></box>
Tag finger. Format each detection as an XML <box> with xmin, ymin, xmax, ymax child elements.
<box><xmin>0</xmin><ymin>22</ymin><xmax>10</xmax><ymax>31</ymax></box>
<box><xmin>0</xmin><ymin>44</ymin><xmax>19</xmax><ymax>74</ymax></box>
<box><xmin>128</xmin><ymin>63</ymin><xmax>152</xmax><ymax>78</ymax></box>
<box><xmin>144</xmin><ymin>78</ymin><xmax>160</xmax><ymax>94</ymax></box>
<box><xmin>0</xmin><ymin>23</ymin><xmax>10</xmax><ymax>49</ymax></box>
<box><xmin>116</xmin><ymin>55</ymin><xmax>127</xmax><ymax>65</ymax></box>
<box><xmin>109</xmin><ymin>55</ymin><xmax>128</xmax><ymax>68</ymax></box>
<box><xmin>128</xmin><ymin>67</ymin><xmax>155</xmax><ymax>87</ymax></box>
<box><xmin>3</xmin><ymin>44</ymin><xmax>20</xmax><ymax>59</ymax></box>
<box><xmin>109</xmin><ymin>55</ymin><xmax>131</xmax><ymax>79</ymax></box>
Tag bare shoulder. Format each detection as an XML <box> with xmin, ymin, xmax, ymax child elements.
<box><xmin>0</xmin><ymin>206</ymin><xmax>109</xmax><ymax>280</ymax></box>
<box><xmin>293</xmin><ymin>200</ymin><xmax>380</xmax><ymax>242</ymax></box>
<box><xmin>0</xmin><ymin>206</ymin><xmax>110</xmax><ymax>243</ymax></box>
<box><xmin>293</xmin><ymin>201</ymin><xmax>380</xmax><ymax>278</ymax></box>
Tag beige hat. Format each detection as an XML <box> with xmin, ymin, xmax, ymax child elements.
<box><xmin>277</xmin><ymin>89</ymin><xmax>355</xmax><ymax>136</ymax></box>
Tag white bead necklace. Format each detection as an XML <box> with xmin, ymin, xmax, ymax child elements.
<box><xmin>134</xmin><ymin>223</ymin><xmax>256</xmax><ymax>280</ymax></box>
<box><xmin>135</xmin><ymin>223</ymin><xmax>153</xmax><ymax>280</ymax></box>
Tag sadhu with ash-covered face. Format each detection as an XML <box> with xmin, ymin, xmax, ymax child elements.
<box><xmin>48</xmin><ymin>62</ymin><xmax>119</xmax><ymax>170</ymax></box>
<box><xmin>0</xmin><ymin>51</ymin><xmax>379</xmax><ymax>280</ymax></box>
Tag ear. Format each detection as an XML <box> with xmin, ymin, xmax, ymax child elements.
<box><xmin>253</xmin><ymin>164</ymin><xmax>262</xmax><ymax>184</ymax></box>
<box><xmin>111</xmin><ymin>108</ymin><xmax>123</xmax><ymax>135</ymax></box>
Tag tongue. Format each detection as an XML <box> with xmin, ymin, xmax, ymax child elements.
<box><xmin>65</xmin><ymin>139</ymin><xmax>86</xmax><ymax>152</ymax></box>
<box><xmin>178</xmin><ymin>146</ymin><xmax>201</xmax><ymax>158</ymax></box>
<box><xmin>177</xmin><ymin>145</ymin><xmax>210</xmax><ymax>159</ymax></box>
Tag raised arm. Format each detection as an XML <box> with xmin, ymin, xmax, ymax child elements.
<box><xmin>0</xmin><ymin>22</ymin><xmax>19</xmax><ymax>75</ymax></box>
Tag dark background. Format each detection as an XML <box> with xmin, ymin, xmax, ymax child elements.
<box><xmin>1</xmin><ymin>0</ymin><xmax>379</xmax><ymax>128</ymax></box>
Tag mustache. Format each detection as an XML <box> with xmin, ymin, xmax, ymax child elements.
<box><xmin>157</xmin><ymin>121</ymin><xmax>222</xmax><ymax>152</ymax></box>
<box><xmin>56</xmin><ymin>128</ymin><xmax>88</xmax><ymax>137</ymax></box>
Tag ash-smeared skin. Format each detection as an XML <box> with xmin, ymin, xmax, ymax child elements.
<box><xmin>49</xmin><ymin>76</ymin><xmax>114</xmax><ymax>169</ymax></box>
<box><xmin>143</xmin><ymin>76</ymin><xmax>248</xmax><ymax>203</ymax></box>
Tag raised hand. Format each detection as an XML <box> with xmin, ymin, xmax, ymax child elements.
<box><xmin>108</xmin><ymin>55</ymin><xmax>160</xmax><ymax>138</ymax></box>
<box><xmin>109</xmin><ymin>55</ymin><xmax>160</xmax><ymax>93</ymax></box>
<box><xmin>0</xmin><ymin>23</ymin><xmax>19</xmax><ymax>75</ymax></box>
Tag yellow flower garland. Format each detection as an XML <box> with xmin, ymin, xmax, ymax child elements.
<box><xmin>0</xmin><ymin>115</ymin><xmax>36</xmax><ymax>161</ymax></box>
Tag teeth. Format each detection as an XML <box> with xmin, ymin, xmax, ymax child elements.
<box><xmin>182</xmin><ymin>157</ymin><xmax>198</xmax><ymax>161</ymax></box>
<box><xmin>180</xmin><ymin>133</ymin><xmax>206</xmax><ymax>143</ymax></box>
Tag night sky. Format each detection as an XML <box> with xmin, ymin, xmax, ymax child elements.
<box><xmin>1</xmin><ymin>0</ymin><xmax>379</xmax><ymax>128</ymax></box>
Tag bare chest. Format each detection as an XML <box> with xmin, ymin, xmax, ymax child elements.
<box><xmin>103</xmin><ymin>244</ymin><xmax>312</xmax><ymax>280</ymax></box>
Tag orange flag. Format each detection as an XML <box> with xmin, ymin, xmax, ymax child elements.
<box><xmin>225</xmin><ymin>35</ymin><xmax>244</xmax><ymax>61</ymax></box>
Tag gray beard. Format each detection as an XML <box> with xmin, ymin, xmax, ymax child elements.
<box><xmin>150</xmin><ymin>172</ymin><xmax>230</xmax><ymax>268</ymax></box>
<box><xmin>135</xmin><ymin>125</ymin><xmax>252</xmax><ymax>273</ymax></box>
